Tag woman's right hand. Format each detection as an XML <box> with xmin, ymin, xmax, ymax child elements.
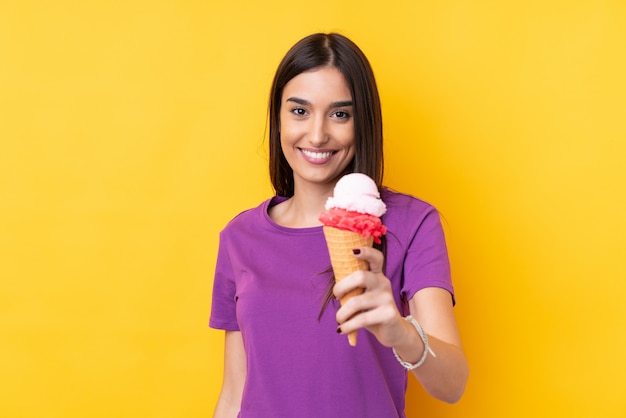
<box><xmin>333</xmin><ymin>246</ymin><xmax>406</xmax><ymax>348</ymax></box>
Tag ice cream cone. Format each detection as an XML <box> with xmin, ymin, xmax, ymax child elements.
<box><xmin>323</xmin><ymin>226</ymin><xmax>374</xmax><ymax>346</ymax></box>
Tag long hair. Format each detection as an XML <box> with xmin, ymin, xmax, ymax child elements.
<box><xmin>268</xmin><ymin>33</ymin><xmax>384</xmax><ymax>196</ymax></box>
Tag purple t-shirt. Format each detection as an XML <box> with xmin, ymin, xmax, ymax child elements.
<box><xmin>210</xmin><ymin>189</ymin><xmax>454</xmax><ymax>418</ymax></box>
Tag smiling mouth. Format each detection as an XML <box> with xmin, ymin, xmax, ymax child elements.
<box><xmin>300</xmin><ymin>148</ymin><xmax>337</xmax><ymax>163</ymax></box>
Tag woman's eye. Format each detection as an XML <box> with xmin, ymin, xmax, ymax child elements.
<box><xmin>333</xmin><ymin>110</ymin><xmax>351</xmax><ymax>119</ymax></box>
<box><xmin>291</xmin><ymin>107</ymin><xmax>307</xmax><ymax>116</ymax></box>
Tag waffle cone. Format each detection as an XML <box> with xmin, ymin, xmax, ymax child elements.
<box><xmin>322</xmin><ymin>226</ymin><xmax>374</xmax><ymax>346</ymax></box>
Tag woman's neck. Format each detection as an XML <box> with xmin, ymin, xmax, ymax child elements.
<box><xmin>270</xmin><ymin>182</ymin><xmax>334</xmax><ymax>228</ymax></box>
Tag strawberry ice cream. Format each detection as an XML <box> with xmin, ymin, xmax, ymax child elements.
<box><xmin>319</xmin><ymin>173</ymin><xmax>387</xmax><ymax>346</ymax></box>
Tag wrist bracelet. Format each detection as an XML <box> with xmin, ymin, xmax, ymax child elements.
<box><xmin>392</xmin><ymin>316</ymin><xmax>436</xmax><ymax>370</ymax></box>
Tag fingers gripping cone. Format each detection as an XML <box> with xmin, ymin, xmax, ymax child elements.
<box><xmin>323</xmin><ymin>226</ymin><xmax>374</xmax><ymax>346</ymax></box>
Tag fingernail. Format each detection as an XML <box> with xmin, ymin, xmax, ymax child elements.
<box><xmin>336</xmin><ymin>326</ymin><xmax>342</xmax><ymax>334</ymax></box>
<box><xmin>352</xmin><ymin>249</ymin><xmax>361</xmax><ymax>255</ymax></box>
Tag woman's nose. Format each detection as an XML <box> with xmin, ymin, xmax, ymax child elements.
<box><xmin>308</xmin><ymin>116</ymin><xmax>329</xmax><ymax>146</ymax></box>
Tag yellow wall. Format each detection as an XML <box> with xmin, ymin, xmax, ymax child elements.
<box><xmin>1</xmin><ymin>1</ymin><xmax>625</xmax><ymax>417</ymax></box>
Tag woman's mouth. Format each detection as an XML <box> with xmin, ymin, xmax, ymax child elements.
<box><xmin>299</xmin><ymin>148</ymin><xmax>336</xmax><ymax>164</ymax></box>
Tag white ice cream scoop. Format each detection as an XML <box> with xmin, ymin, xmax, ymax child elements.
<box><xmin>325</xmin><ymin>173</ymin><xmax>387</xmax><ymax>217</ymax></box>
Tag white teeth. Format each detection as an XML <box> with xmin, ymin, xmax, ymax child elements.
<box><xmin>302</xmin><ymin>149</ymin><xmax>332</xmax><ymax>160</ymax></box>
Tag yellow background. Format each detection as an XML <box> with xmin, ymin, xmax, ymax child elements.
<box><xmin>1</xmin><ymin>1</ymin><xmax>625</xmax><ymax>417</ymax></box>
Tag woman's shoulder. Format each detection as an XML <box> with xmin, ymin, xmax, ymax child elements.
<box><xmin>221</xmin><ymin>196</ymin><xmax>282</xmax><ymax>232</ymax></box>
<box><xmin>381</xmin><ymin>188</ymin><xmax>446</xmax><ymax>243</ymax></box>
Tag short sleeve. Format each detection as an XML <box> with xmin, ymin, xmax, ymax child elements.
<box><xmin>209</xmin><ymin>230</ymin><xmax>240</xmax><ymax>331</ymax></box>
<box><xmin>401</xmin><ymin>207</ymin><xmax>454</xmax><ymax>306</ymax></box>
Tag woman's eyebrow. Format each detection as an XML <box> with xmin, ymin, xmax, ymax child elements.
<box><xmin>286</xmin><ymin>97</ymin><xmax>310</xmax><ymax>106</ymax></box>
<box><xmin>330</xmin><ymin>100</ymin><xmax>353</xmax><ymax>108</ymax></box>
<box><xmin>285</xmin><ymin>97</ymin><xmax>353</xmax><ymax>108</ymax></box>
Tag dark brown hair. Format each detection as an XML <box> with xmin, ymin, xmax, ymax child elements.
<box><xmin>268</xmin><ymin>33</ymin><xmax>384</xmax><ymax>196</ymax></box>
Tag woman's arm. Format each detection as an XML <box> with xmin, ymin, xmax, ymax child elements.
<box><xmin>213</xmin><ymin>330</ymin><xmax>246</xmax><ymax>418</ymax></box>
<box><xmin>334</xmin><ymin>247</ymin><xmax>468</xmax><ymax>403</ymax></box>
<box><xmin>394</xmin><ymin>288</ymin><xmax>469</xmax><ymax>403</ymax></box>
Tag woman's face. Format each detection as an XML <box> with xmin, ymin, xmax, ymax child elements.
<box><xmin>279</xmin><ymin>66</ymin><xmax>355</xmax><ymax>192</ymax></box>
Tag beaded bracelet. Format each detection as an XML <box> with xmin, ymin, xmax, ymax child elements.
<box><xmin>392</xmin><ymin>316</ymin><xmax>437</xmax><ymax>370</ymax></box>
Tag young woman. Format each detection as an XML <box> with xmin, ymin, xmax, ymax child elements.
<box><xmin>210</xmin><ymin>32</ymin><xmax>468</xmax><ymax>418</ymax></box>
